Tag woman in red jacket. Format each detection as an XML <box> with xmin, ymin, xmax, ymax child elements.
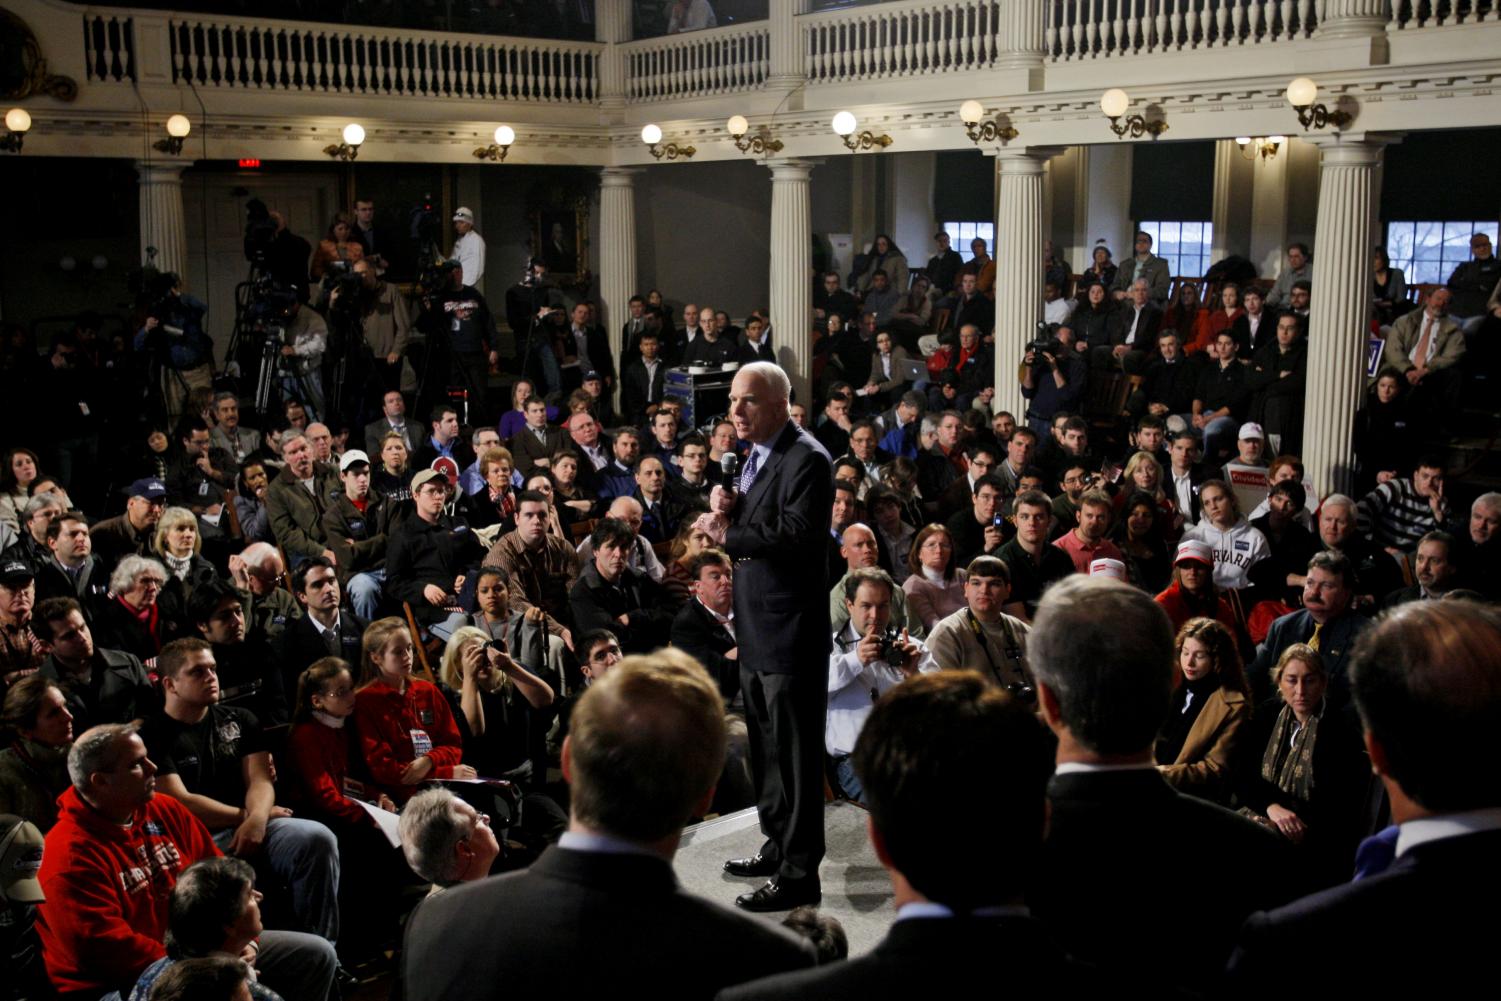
<box><xmin>286</xmin><ymin>657</ymin><xmax>396</xmax><ymax>826</ymax></box>
<box><xmin>353</xmin><ymin>617</ymin><xmax>475</xmax><ymax>802</ymax></box>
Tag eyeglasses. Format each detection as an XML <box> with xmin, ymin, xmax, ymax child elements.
<box><xmin>137</xmin><ymin>577</ymin><xmax>166</xmax><ymax>588</ymax></box>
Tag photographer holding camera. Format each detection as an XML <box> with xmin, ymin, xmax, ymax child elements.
<box><xmin>330</xmin><ymin>258</ymin><xmax>412</xmax><ymax>397</ymax></box>
<box><xmin>1020</xmin><ymin>323</ymin><xmax>1087</xmax><ymax>435</ymax></box>
<box><xmin>827</xmin><ymin>567</ymin><xmax>937</xmax><ymax>804</ymax></box>
<box><xmin>504</xmin><ymin>258</ymin><xmax>566</xmax><ymax>395</ymax></box>
<box><xmin>133</xmin><ymin>272</ymin><xmax>215</xmax><ymax>424</ymax></box>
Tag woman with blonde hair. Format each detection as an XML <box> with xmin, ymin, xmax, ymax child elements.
<box><xmin>1156</xmin><ymin>617</ymin><xmax>1252</xmax><ymax>803</ymax></box>
<box><xmin>151</xmin><ymin>506</ymin><xmax>217</xmax><ymax>628</ymax></box>
<box><xmin>372</xmin><ymin>429</ymin><xmax>411</xmax><ymax>503</ymax></box>
<box><xmin>438</xmin><ymin>626</ymin><xmax>564</xmax><ymax>841</ymax></box>
<box><xmin>1234</xmin><ymin>644</ymin><xmax>1368</xmax><ymax>891</ymax></box>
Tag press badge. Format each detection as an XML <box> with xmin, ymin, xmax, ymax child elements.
<box><xmin>410</xmin><ymin>729</ymin><xmax>433</xmax><ymax>756</ymax></box>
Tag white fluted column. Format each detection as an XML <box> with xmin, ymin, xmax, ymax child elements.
<box><xmin>993</xmin><ymin>148</ymin><xmax>1058</xmax><ymax>419</ymax></box>
<box><xmin>1303</xmin><ymin>137</ymin><xmax>1389</xmax><ymax>497</ymax></box>
<box><xmin>136</xmin><ymin>161</ymin><xmax>187</xmax><ymax>276</ymax></box>
<box><xmin>599</xmin><ymin>167</ymin><xmax>639</xmax><ymax>401</ymax></box>
<box><xmin>1211</xmin><ymin>139</ymin><xmax>1237</xmax><ymax>262</ymax></box>
<box><xmin>596</xmin><ymin>0</ymin><xmax>629</xmax><ymax>115</ymax></box>
<box><xmin>768</xmin><ymin>0</ymin><xmax>806</xmax><ymax>99</ymax></box>
<box><xmin>995</xmin><ymin>0</ymin><xmax>1046</xmax><ymax>69</ymax></box>
<box><xmin>768</xmin><ymin>158</ymin><xmax>815</xmax><ymax>406</ymax></box>
<box><xmin>1318</xmin><ymin>0</ymin><xmax>1390</xmax><ymax>39</ymax></box>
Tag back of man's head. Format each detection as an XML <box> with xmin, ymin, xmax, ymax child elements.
<box><xmin>853</xmin><ymin>671</ymin><xmax>1053</xmax><ymax>908</ymax></box>
<box><xmin>1030</xmin><ymin>576</ymin><xmax>1174</xmax><ymax>755</ymax></box>
<box><xmin>1352</xmin><ymin>600</ymin><xmax>1501</xmax><ymax>814</ymax></box>
<box><xmin>565</xmin><ymin>649</ymin><xmax>726</xmax><ymax>843</ymax></box>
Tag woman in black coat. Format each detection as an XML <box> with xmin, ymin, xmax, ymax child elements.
<box><xmin>1235</xmin><ymin>644</ymin><xmax>1370</xmax><ymax>894</ymax></box>
<box><xmin>1352</xmin><ymin>369</ymin><xmax>1421</xmax><ymax>497</ymax></box>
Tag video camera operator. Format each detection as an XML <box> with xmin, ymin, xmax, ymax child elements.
<box><xmin>1020</xmin><ymin>323</ymin><xmax>1087</xmax><ymax>435</ymax></box>
<box><xmin>330</xmin><ymin>258</ymin><xmax>412</xmax><ymax>396</ymax></box>
<box><xmin>243</xmin><ymin>199</ymin><xmax>311</xmax><ymax>302</ymax></box>
<box><xmin>133</xmin><ymin>271</ymin><xmax>215</xmax><ymax>424</ymax></box>
<box><xmin>418</xmin><ymin>260</ymin><xmax>499</xmax><ymax>424</ymax></box>
<box><xmin>278</xmin><ymin>295</ymin><xmax>329</xmax><ymax>419</ymax></box>
<box><xmin>503</xmin><ymin>257</ymin><xmax>566</xmax><ymax>396</ymax></box>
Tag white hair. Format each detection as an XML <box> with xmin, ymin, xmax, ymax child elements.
<box><xmin>1322</xmin><ymin>493</ymin><xmax>1356</xmax><ymax>516</ymax></box>
<box><xmin>739</xmin><ymin>361</ymin><xmax>791</xmax><ymax>404</ymax></box>
<box><xmin>108</xmin><ymin>555</ymin><xmax>167</xmax><ymax>596</ymax></box>
<box><xmin>239</xmin><ymin>542</ymin><xmax>281</xmax><ymax>573</ymax></box>
<box><xmin>1474</xmin><ymin>492</ymin><xmax>1501</xmax><ymax>515</ymax></box>
<box><xmin>398</xmin><ymin>788</ymin><xmax>472</xmax><ymax>885</ymax></box>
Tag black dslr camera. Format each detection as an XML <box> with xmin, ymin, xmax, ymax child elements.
<box><xmin>876</xmin><ymin>625</ymin><xmax>908</xmax><ymax>664</ymax></box>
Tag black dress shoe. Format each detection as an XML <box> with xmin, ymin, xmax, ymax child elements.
<box><xmin>723</xmin><ymin>853</ymin><xmax>780</xmax><ymax>878</ymax></box>
<box><xmin>735</xmin><ymin>878</ymin><xmax>821</xmax><ymax>913</ymax></box>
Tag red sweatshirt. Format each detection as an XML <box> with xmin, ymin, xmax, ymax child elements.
<box><xmin>353</xmin><ymin>678</ymin><xmax>463</xmax><ymax>801</ymax></box>
<box><xmin>286</xmin><ymin>719</ymin><xmax>371</xmax><ymax>828</ymax></box>
<box><xmin>37</xmin><ymin>786</ymin><xmax>220</xmax><ymax>996</ymax></box>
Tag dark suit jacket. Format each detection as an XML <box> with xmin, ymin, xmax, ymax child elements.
<box><xmin>1229</xmin><ymin>829</ymin><xmax>1501</xmax><ymax>996</ymax></box>
<box><xmin>279</xmin><ymin>611</ymin><xmax>368</xmax><ymax>693</ymax></box>
<box><xmin>507</xmin><ymin>425</ymin><xmax>568</xmax><ymax>476</ymax></box>
<box><xmin>737</xmin><ymin>337</ymin><xmax>775</xmax><ymax>365</ymax></box>
<box><xmin>724</xmin><ymin>422</ymin><xmax>834</xmax><ymax>675</ymax></box>
<box><xmin>1108</xmin><ymin>303</ymin><xmax>1163</xmax><ymax>348</ymax></box>
<box><xmin>671</xmin><ymin>598</ymin><xmax>739</xmax><ymax>704</ymax></box>
<box><xmin>620</xmin><ymin>359</ymin><xmax>667</xmax><ymax>424</ymax></box>
<box><xmin>1032</xmin><ymin>768</ymin><xmax>1289</xmax><ymax>995</ymax></box>
<box><xmin>1248</xmin><ymin>609</ymin><xmax>1371</xmax><ymax>704</ymax></box>
<box><xmin>568</xmin><ymin>562</ymin><xmax>674</xmax><ymax>654</ymax></box>
<box><xmin>719</xmin><ymin>912</ymin><xmax>1092</xmax><ymax>1001</ymax></box>
<box><xmin>571</xmin><ymin>323</ymin><xmax>616</xmax><ymax>383</ymax></box>
<box><xmin>364</xmin><ymin>417</ymin><xmax>417</xmax><ymax>458</ymax></box>
<box><xmin>402</xmin><ymin>847</ymin><xmax>815</xmax><ymax>1001</ymax></box>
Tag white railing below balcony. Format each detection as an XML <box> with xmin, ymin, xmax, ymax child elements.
<box><xmin>621</xmin><ymin>22</ymin><xmax>771</xmax><ymax>102</ymax></box>
<box><xmin>803</xmin><ymin>0</ymin><xmax>1007</xmax><ymax>85</ymax></box>
<box><xmin>1390</xmin><ymin>0</ymin><xmax>1500</xmax><ymax>28</ymax></box>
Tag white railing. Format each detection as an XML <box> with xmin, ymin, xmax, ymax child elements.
<box><xmin>803</xmin><ymin>0</ymin><xmax>1006</xmax><ymax>84</ymax></box>
<box><xmin>1390</xmin><ymin>0</ymin><xmax>1499</xmax><ymax>28</ymax></box>
<box><xmin>82</xmin><ymin>10</ymin><xmax>136</xmax><ymax>81</ymax></box>
<box><xmin>81</xmin><ymin>9</ymin><xmax>600</xmax><ymax>103</ymax></box>
<box><xmin>1045</xmin><ymin>0</ymin><xmax>1319</xmax><ymax>60</ymax></box>
<box><xmin>621</xmin><ymin>23</ymin><xmax>770</xmax><ymax>102</ymax></box>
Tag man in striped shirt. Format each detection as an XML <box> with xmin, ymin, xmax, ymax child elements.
<box><xmin>1357</xmin><ymin>456</ymin><xmax>1449</xmax><ymax>554</ymax></box>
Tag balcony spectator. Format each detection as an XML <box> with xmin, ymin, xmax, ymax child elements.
<box><xmin>1110</xmin><ymin>231</ymin><xmax>1171</xmax><ymax>303</ymax></box>
<box><xmin>1264</xmin><ymin>243</ymin><xmax>1312</xmax><ymax>309</ymax></box>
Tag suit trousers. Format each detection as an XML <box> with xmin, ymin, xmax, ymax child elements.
<box><xmin>740</xmin><ymin>667</ymin><xmax>827</xmax><ymax>883</ymax></box>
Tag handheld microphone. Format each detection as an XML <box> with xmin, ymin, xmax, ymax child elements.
<box><xmin>720</xmin><ymin>451</ymin><xmax>740</xmax><ymax>491</ymax></box>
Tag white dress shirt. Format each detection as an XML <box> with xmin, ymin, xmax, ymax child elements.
<box><xmin>826</xmin><ymin>622</ymin><xmax>937</xmax><ymax>756</ymax></box>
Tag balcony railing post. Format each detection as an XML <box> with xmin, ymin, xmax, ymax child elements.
<box><xmin>597</xmin><ymin>0</ymin><xmax>629</xmax><ymax>113</ymax></box>
<box><xmin>995</xmin><ymin>0</ymin><xmax>1046</xmax><ymax>84</ymax></box>
<box><xmin>1318</xmin><ymin>0</ymin><xmax>1389</xmax><ymax>39</ymax></box>
<box><xmin>132</xmin><ymin>13</ymin><xmax>175</xmax><ymax>87</ymax></box>
<box><xmin>770</xmin><ymin>0</ymin><xmax>807</xmax><ymax>100</ymax></box>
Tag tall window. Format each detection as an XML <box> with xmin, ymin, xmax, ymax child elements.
<box><xmin>939</xmin><ymin>221</ymin><xmax>995</xmax><ymax>263</ymax></box>
<box><xmin>1386</xmin><ymin>221</ymin><xmax>1498</xmax><ymax>285</ymax></box>
<box><xmin>1138</xmin><ymin>221</ymin><xmax>1214</xmax><ymax>279</ymax></box>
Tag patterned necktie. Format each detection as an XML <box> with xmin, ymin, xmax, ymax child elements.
<box><xmin>739</xmin><ymin>449</ymin><xmax>760</xmax><ymax>494</ymax></box>
<box><xmin>1308</xmin><ymin>622</ymin><xmax>1324</xmax><ymax>652</ymax></box>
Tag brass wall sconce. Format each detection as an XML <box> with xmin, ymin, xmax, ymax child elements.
<box><xmin>1099</xmin><ymin>89</ymin><xmax>1168</xmax><ymax>139</ymax></box>
<box><xmin>727</xmin><ymin>115</ymin><xmax>784</xmax><ymax>155</ymax></box>
<box><xmin>473</xmin><ymin>125</ymin><xmax>516</xmax><ymax>162</ymax></box>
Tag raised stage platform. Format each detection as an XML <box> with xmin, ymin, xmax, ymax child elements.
<box><xmin>675</xmin><ymin>802</ymin><xmax>894</xmax><ymax>957</ymax></box>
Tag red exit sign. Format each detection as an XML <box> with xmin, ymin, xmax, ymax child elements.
<box><xmin>238</xmin><ymin>158</ymin><xmax>262</xmax><ymax>169</ymax></box>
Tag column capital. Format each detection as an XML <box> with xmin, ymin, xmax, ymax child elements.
<box><xmin>993</xmin><ymin>146</ymin><xmax>1066</xmax><ymax>172</ymax></box>
<box><xmin>134</xmin><ymin>160</ymin><xmax>187</xmax><ymax>182</ymax></box>
<box><xmin>1303</xmin><ymin>133</ymin><xmax>1403</xmax><ymax>162</ymax></box>
<box><xmin>765</xmin><ymin>157</ymin><xmax>820</xmax><ymax>181</ymax></box>
<box><xmin>599</xmin><ymin>166</ymin><xmax>642</xmax><ymax>187</ymax></box>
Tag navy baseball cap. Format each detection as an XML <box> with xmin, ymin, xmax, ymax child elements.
<box><xmin>126</xmin><ymin>478</ymin><xmax>168</xmax><ymax>501</ymax></box>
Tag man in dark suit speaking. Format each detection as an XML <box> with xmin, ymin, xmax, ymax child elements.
<box><xmin>697</xmin><ymin>362</ymin><xmax>834</xmax><ymax>912</ymax></box>
<box><xmin>1229</xmin><ymin>599</ymin><xmax>1501</xmax><ymax>994</ymax></box>
<box><xmin>401</xmin><ymin>649</ymin><xmax>815</xmax><ymax>1000</ymax></box>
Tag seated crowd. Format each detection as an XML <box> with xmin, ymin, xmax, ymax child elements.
<box><xmin>1</xmin><ymin>224</ymin><xmax>1499</xmax><ymax>1001</ymax></box>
